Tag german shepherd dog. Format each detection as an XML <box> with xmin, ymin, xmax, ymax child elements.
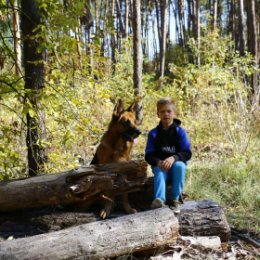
<box><xmin>91</xmin><ymin>99</ymin><xmax>141</xmax><ymax>219</ymax></box>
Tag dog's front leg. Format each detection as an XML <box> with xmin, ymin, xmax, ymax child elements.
<box><xmin>121</xmin><ymin>193</ymin><xmax>137</xmax><ymax>214</ymax></box>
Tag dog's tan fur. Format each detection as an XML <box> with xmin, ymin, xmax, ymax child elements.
<box><xmin>91</xmin><ymin>99</ymin><xmax>141</xmax><ymax>219</ymax></box>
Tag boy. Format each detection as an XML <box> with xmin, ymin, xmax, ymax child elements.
<box><xmin>145</xmin><ymin>98</ymin><xmax>192</xmax><ymax>213</ymax></box>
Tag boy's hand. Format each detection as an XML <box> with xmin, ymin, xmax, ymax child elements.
<box><xmin>159</xmin><ymin>156</ymin><xmax>175</xmax><ymax>172</ymax></box>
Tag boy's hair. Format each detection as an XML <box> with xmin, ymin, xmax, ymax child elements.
<box><xmin>157</xmin><ymin>97</ymin><xmax>176</xmax><ymax>113</ymax></box>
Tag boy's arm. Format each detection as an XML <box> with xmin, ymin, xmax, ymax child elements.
<box><xmin>145</xmin><ymin>131</ymin><xmax>160</xmax><ymax>166</ymax></box>
<box><xmin>173</xmin><ymin>128</ymin><xmax>192</xmax><ymax>162</ymax></box>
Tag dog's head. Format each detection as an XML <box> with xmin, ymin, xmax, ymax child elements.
<box><xmin>111</xmin><ymin>99</ymin><xmax>141</xmax><ymax>141</ymax></box>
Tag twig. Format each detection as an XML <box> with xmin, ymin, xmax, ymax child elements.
<box><xmin>231</xmin><ymin>228</ymin><xmax>260</xmax><ymax>248</ymax></box>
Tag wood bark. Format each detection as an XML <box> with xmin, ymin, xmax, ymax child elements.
<box><xmin>195</xmin><ymin>0</ymin><xmax>200</xmax><ymax>66</ymax></box>
<box><xmin>125</xmin><ymin>0</ymin><xmax>129</xmax><ymax>38</ymax></box>
<box><xmin>0</xmin><ymin>160</ymin><xmax>147</xmax><ymax>212</ymax></box>
<box><xmin>229</xmin><ymin>0</ymin><xmax>236</xmax><ymax>41</ymax></box>
<box><xmin>212</xmin><ymin>0</ymin><xmax>218</xmax><ymax>31</ymax></box>
<box><xmin>177</xmin><ymin>0</ymin><xmax>184</xmax><ymax>46</ymax></box>
<box><xmin>0</xmin><ymin>174</ymin><xmax>231</xmax><ymax>243</ymax></box>
<box><xmin>246</xmin><ymin>0</ymin><xmax>259</xmax><ymax>97</ymax></box>
<box><xmin>0</xmin><ymin>208</ymin><xmax>179</xmax><ymax>260</ymax></box>
<box><xmin>116</xmin><ymin>0</ymin><xmax>125</xmax><ymax>38</ymax></box>
<box><xmin>0</xmin><ymin>199</ymin><xmax>231</xmax><ymax>242</ymax></box>
<box><xmin>12</xmin><ymin>0</ymin><xmax>22</xmax><ymax>76</ymax></box>
<box><xmin>177</xmin><ymin>200</ymin><xmax>230</xmax><ymax>242</ymax></box>
<box><xmin>132</xmin><ymin>0</ymin><xmax>143</xmax><ymax>122</ymax></box>
<box><xmin>21</xmin><ymin>0</ymin><xmax>47</xmax><ymax>176</ymax></box>
<box><xmin>111</xmin><ymin>0</ymin><xmax>116</xmax><ymax>74</ymax></box>
<box><xmin>159</xmin><ymin>0</ymin><xmax>169</xmax><ymax>85</ymax></box>
<box><xmin>217</xmin><ymin>0</ymin><xmax>222</xmax><ymax>31</ymax></box>
<box><xmin>0</xmin><ymin>210</ymin><xmax>98</xmax><ymax>239</ymax></box>
<box><xmin>128</xmin><ymin>178</ymin><xmax>231</xmax><ymax>242</ymax></box>
<box><xmin>237</xmin><ymin>0</ymin><xmax>246</xmax><ymax>55</ymax></box>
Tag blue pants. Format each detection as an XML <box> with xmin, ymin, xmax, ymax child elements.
<box><xmin>152</xmin><ymin>161</ymin><xmax>186</xmax><ymax>202</ymax></box>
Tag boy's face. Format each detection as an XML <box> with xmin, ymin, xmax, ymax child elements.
<box><xmin>157</xmin><ymin>104</ymin><xmax>176</xmax><ymax>127</ymax></box>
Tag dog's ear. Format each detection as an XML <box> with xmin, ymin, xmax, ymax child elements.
<box><xmin>113</xmin><ymin>99</ymin><xmax>124</xmax><ymax>118</ymax></box>
<box><xmin>127</xmin><ymin>102</ymin><xmax>143</xmax><ymax>124</ymax></box>
<box><xmin>126</xmin><ymin>102</ymin><xmax>137</xmax><ymax>113</ymax></box>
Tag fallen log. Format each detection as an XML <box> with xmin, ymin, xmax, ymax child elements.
<box><xmin>0</xmin><ymin>160</ymin><xmax>147</xmax><ymax>212</ymax></box>
<box><xmin>129</xmin><ymin>177</ymin><xmax>231</xmax><ymax>242</ymax></box>
<box><xmin>0</xmin><ymin>207</ymin><xmax>179</xmax><ymax>260</ymax></box>
<box><xmin>178</xmin><ymin>200</ymin><xmax>231</xmax><ymax>242</ymax></box>
<box><xmin>0</xmin><ymin>209</ymin><xmax>98</xmax><ymax>239</ymax></box>
<box><xmin>0</xmin><ymin>200</ymin><xmax>230</xmax><ymax>242</ymax></box>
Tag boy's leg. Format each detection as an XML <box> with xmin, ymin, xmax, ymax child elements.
<box><xmin>168</xmin><ymin>161</ymin><xmax>186</xmax><ymax>201</ymax></box>
<box><xmin>152</xmin><ymin>166</ymin><xmax>167</xmax><ymax>202</ymax></box>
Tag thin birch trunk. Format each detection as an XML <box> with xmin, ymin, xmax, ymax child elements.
<box><xmin>196</xmin><ymin>0</ymin><xmax>200</xmax><ymax>66</ymax></box>
<box><xmin>247</xmin><ymin>0</ymin><xmax>259</xmax><ymax>102</ymax></box>
<box><xmin>213</xmin><ymin>0</ymin><xmax>218</xmax><ymax>31</ymax></box>
<box><xmin>12</xmin><ymin>0</ymin><xmax>22</xmax><ymax>76</ymax></box>
<box><xmin>132</xmin><ymin>0</ymin><xmax>143</xmax><ymax>122</ymax></box>
<box><xmin>125</xmin><ymin>0</ymin><xmax>129</xmax><ymax>38</ymax></box>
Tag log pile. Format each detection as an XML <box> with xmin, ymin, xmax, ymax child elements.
<box><xmin>0</xmin><ymin>208</ymin><xmax>179</xmax><ymax>260</ymax></box>
<box><xmin>0</xmin><ymin>160</ymin><xmax>147</xmax><ymax>211</ymax></box>
<box><xmin>0</xmin><ymin>160</ymin><xmax>233</xmax><ymax>259</ymax></box>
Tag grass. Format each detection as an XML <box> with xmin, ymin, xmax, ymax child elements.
<box><xmin>185</xmin><ymin>157</ymin><xmax>260</xmax><ymax>232</ymax></box>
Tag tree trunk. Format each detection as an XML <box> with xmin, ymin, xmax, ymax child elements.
<box><xmin>21</xmin><ymin>0</ymin><xmax>47</xmax><ymax>176</ymax></box>
<box><xmin>217</xmin><ymin>0</ymin><xmax>222</xmax><ymax>31</ymax></box>
<box><xmin>75</xmin><ymin>18</ymin><xmax>82</xmax><ymax>68</ymax></box>
<box><xmin>187</xmin><ymin>0</ymin><xmax>193</xmax><ymax>37</ymax></box>
<box><xmin>0</xmin><ymin>160</ymin><xmax>147</xmax><ymax>212</ymax></box>
<box><xmin>125</xmin><ymin>0</ymin><xmax>129</xmax><ymax>38</ymax></box>
<box><xmin>156</xmin><ymin>0</ymin><xmax>168</xmax><ymax>89</ymax></box>
<box><xmin>229</xmin><ymin>0</ymin><xmax>236</xmax><ymax>41</ymax></box>
<box><xmin>246</xmin><ymin>0</ymin><xmax>259</xmax><ymax>98</ymax></box>
<box><xmin>132</xmin><ymin>0</ymin><xmax>143</xmax><ymax>122</ymax></box>
<box><xmin>12</xmin><ymin>0</ymin><xmax>22</xmax><ymax>76</ymax></box>
<box><xmin>0</xmin><ymin>208</ymin><xmax>179</xmax><ymax>260</ymax></box>
<box><xmin>116</xmin><ymin>0</ymin><xmax>125</xmax><ymax>38</ymax></box>
<box><xmin>237</xmin><ymin>0</ymin><xmax>246</xmax><ymax>55</ymax></box>
<box><xmin>212</xmin><ymin>0</ymin><xmax>218</xmax><ymax>31</ymax></box>
<box><xmin>111</xmin><ymin>0</ymin><xmax>116</xmax><ymax>74</ymax></box>
<box><xmin>195</xmin><ymin>0</ymin><xmax>200</xmax><ymax>66</ymax></box>
<box><xmin>177</xmin><ymin>0</ymin><xmax>184</xmax><ymax>46</ymax></box>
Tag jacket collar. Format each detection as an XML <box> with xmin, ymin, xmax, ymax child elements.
<box><xmin>158</xmin><ymin>118</ymin><xmax>181</xmax><ymax>130</ymax></box>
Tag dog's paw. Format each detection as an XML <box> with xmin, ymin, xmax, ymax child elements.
<box><xmin>125</xmin><ymin>208</ymin><xmax>137</xmax><ymax>214</ymax></box>
<box><xmin>100</xmin><ymin>201</ymin><xmax>113</xmax><ymax>219</ymax></box>
<box><xmin>100</xmin><ymin>209</ymin><xmax>108</xmax><ymax>219</ymax></box>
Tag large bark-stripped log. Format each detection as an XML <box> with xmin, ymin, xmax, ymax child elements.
<box><xmin>0</xmin><ymin>160</ymin><xmax>147</xmax><ymax>212</ymax></box>
<box><xmin>0</xmin><ymin>208</ymin><xmax>178</xmax><ymax>260</ymax></box>
<box><xmin>0</xmin><ymin>200</ymin><xmax>230</xmax><ymax>242</ymax></box>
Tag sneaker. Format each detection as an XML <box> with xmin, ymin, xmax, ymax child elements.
<box><xmin>151</xmin><ymin>198</ymin><xmax>165</xmax><ymax>209</ymax></box>
<box><xmin>170</xmin><ymin>200</ymin><xmax>180</xmax><ymax>214</ymax></box>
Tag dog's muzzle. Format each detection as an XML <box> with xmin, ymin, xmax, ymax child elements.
<box><xmin>122</xmin><ymin>128</ymin><xmax>141</xmax><ymax>141</ymax></box>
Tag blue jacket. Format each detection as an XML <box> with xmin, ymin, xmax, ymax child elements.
<box><xmin>145</xmin><ymin>119</ymin><xmax>192</xmax><ymax>166</ymax></box>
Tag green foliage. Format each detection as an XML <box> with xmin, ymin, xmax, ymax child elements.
<box><xmin>164</xmin><ymin>33</ymin><xmax>259</xmax><ymax>157</ymax></box>
<box><xmin>0</xmin><ymin>3</ymin><xmax>259</xmax><ymax>232</ymax></box>
<box><xmin>186</xmin><ymin>158</ymin><xmax>260</xmax><ymax>231</ymax></box>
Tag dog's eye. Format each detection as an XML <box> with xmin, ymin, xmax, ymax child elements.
<box><xmin>123</xmin><ymin>119</ymin><xmax>130</xmax><ymax>126</ymax></box>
